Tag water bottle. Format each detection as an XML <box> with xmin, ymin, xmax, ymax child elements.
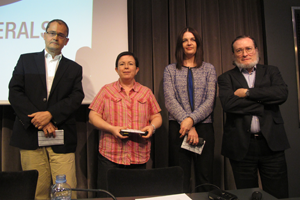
<box><xmin>51</xmin><ymin>174</ymin><xmax>72</xmax><ymax>200</ymax></box>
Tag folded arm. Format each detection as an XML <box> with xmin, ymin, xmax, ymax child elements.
<box><xmin>218</xmin><ymin>73</ymin><xmax>264</xmax><ymax>116</ymax></box>
<box><xmin>248</xmin><ymin>67</ymin><xmax>288</xmax><ymax>105</ymax></box>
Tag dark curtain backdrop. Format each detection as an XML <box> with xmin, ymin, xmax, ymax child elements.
<box><xmin>127</xmin><ymin>0</ymin><xmax>265</xmax><ymax>191</ymax></box>
<box><xmin>0</xmin><ymin>0</ymin><xmax>264</xmax><ymax>198</ymax></box>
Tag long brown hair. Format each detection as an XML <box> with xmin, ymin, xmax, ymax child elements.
<box><xmin>175</xmin><ymin>27</ymin><xmax>203</xmax><ymax>69</ymax></box>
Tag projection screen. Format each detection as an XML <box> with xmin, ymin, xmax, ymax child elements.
<box><xmin>0</xmin><ymin>0</ymin><xmax>128</xmax><ymax>104</ymax></box>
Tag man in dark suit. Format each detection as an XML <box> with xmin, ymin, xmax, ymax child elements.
<box><xmin>218</xmin><ymin>35</ymin><xmax>290</xmax><ymax>199</ymax></box>
<box><xmin>8</xmin><ymin>19</ymin><xmax>84</xmax><ymax>199</ymax></box>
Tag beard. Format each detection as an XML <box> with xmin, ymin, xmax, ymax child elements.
<box><xmin>234</xmin><ymin>51</ymin><xmax>259</xmax><ymax>69</ymax></box>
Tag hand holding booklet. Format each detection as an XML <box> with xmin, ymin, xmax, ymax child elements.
<box><xmin>38</xmin><ymin>130</ymin><xmax>64</xmax><ymax>146</ymax></box>
<box><xmin>181</xmin><ymin>135</ymin><xmax>205</xmax><ymax>155</ymax></box>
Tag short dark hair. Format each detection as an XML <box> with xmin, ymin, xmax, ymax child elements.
<box><xmin>115</xmin><ymin>51</ymin><xmax>139</xmax><ymax>68</ymax></box>
<box><xmin>175</xmin><ymin>27</ymin><xmax>203</xmax><ymax>69</ymax></box>
<box><xmin>46</xmin><ymin>19</ymin><xmax>69</xmax><ymax>37</ymax></box>
<box><xmin>231</xmin><ymin>35</ymin><xmax>257</xmax><ymax>53</ymax></box>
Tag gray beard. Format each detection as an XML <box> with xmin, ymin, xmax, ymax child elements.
<box><xmin>234</xmin><ymin>52</ymin><xmax>259</xmax><ymax>69</ymax></box>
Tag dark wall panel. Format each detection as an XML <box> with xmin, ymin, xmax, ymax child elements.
<box><xmin>263</xmin><ymin>0</ymin><xmax>300</xmax><ymax>197</ymax></box>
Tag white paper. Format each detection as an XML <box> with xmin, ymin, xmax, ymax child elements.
<box><xmin>181</xmin><ymin>135</ymin><xmax>205</xmax><ymax>155</ymax></box>
<box><xmin>38</xmin><ymin>130</ymin><xmax>64</xmax><ymax>146</ymax></box>
<box><xmin>136</xmin><ymin>193</ymin><xmax>192</xmax><ymax>200</ymax></box>
<box><xmin>121</xmin><ymin>129</ymin><xmax>147</xmax><ymax>134</ymax></box>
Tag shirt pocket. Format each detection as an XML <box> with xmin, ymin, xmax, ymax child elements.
<box><xmin>134</xmin><ymin>98</ymin><xmax>150</xmax><ymax>126</ymax></box>
<box><xmin>103</xmin><ymin>95</ymin><xmax>123</xmax><ymax>124</ymax></box>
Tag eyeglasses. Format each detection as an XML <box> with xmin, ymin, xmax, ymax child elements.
<box><xmin>235</xmin><ymin>47</ymin><xmax>255</xmax><ymax>55</ymax></box>
<box><xmin>46</xmin><ymin>31</ymin><xmax>67</xmax><ymax>39</ymax></box>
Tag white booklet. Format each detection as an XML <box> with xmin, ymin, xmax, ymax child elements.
<box><xmin>136</xmin><ymin>193</ymin><xmax>191</xmax><ymax>200</ymax></box>
<box><xmin>38</xmin><ymin>130</ymin><xmax>64</xmax><ymax>146</ymax></box>
<box><xmin>181</xmin><ymin>135</ymin><xmax>205</xmax><ymax>155</ymax></box>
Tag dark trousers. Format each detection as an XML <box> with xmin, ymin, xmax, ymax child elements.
<box><xmin>97</xmin><ymin>153</ymin><xmax>146</xmax><ymax>197</ymax></box>
<box><xmin>168</xmin><ymin>120</ymin><xmax>215</xmax><ymax>193</ymax></box>
<box><xmin>230</xmin><ymin>136</ymin><xmax>288</xmax><ymax>199</ymax></box>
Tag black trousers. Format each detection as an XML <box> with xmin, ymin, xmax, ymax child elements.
<box><xmin>168</xmin><ymin>120</ymin><xmax>215</xmax><ymax>193</ymax></box>
<box><xmin>97</xmin><ymin>153</ymin><xmax>146</xmax><ymax>197</ymax></box>
<box><xmin>230</xmin><ymin>136</ymin><xmax>289</xmax><ymax>199</ymax></box>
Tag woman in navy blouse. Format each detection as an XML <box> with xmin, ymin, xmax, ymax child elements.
<box><xmin>163</xmin><ymin>27</ymin><xmax>217</xmax><ymax>192</ymax></box>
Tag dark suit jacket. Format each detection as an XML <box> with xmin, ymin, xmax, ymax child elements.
<box><xmin>8</xmin><ymin>50</ymin><xmax>84</xmax><ymax>153</ymax></box>
<box><xmin>218</xmin><ymin>64</ymin><xmax>290</xmax><ymax>161</ymax></box>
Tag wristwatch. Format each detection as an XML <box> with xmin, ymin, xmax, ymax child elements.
<box><xmin>151</xmin><ymin>124</ymin><xmax>156</xmax><ymax>133</ymax></box>
<box><xmin>245</xmin><ymin>89</ymin><xmax>250</xmax><ymax>97</ymax></box>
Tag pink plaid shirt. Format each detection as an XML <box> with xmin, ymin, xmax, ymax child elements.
<box><xmin>89</xmin><ymin>80</ymin><xmax>161</xmax><ymax>165</ymax></box>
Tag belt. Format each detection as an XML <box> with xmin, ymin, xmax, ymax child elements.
<box><xmin>250</xmin><ymin>132</ymin><xmax>264</xmax><ymax>140</ymax></box>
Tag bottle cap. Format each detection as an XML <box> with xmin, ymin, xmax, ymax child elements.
<box><xmin>55</xmin><ymin>174</ymin><xmax>67</xmax><ymax>183</ymax></box>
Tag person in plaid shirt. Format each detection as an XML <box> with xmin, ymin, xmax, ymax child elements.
<box><xmin>89</xmin><ymin>51</ymin><xmax>162</xmax><ymax>193</ymax></box>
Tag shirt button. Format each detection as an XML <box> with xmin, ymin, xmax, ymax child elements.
<box><xmin>43</xmin><ymin>98</ymin><xmax>47</xmax><ymax>102</ymax></box>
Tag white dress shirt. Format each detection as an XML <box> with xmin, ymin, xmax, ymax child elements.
<box><xmin>44</xmin><ymin>50</ymin><xmax>62</xmax><ymax>99</ymax></box>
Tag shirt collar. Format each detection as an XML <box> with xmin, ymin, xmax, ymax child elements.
<box><xmin>44</xmin><ymin>49</ymin><xmax>62</xmax><ymax>61</ymax></box>
<box><xmin>116</xmin><ymin>79</ymin><xmax>141</xmax><ymax>93</ymax></box>
<box><xmin>238</xmin><ymin>65</ymin><xmax>257</xmax><ymax>73</ymax></box>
